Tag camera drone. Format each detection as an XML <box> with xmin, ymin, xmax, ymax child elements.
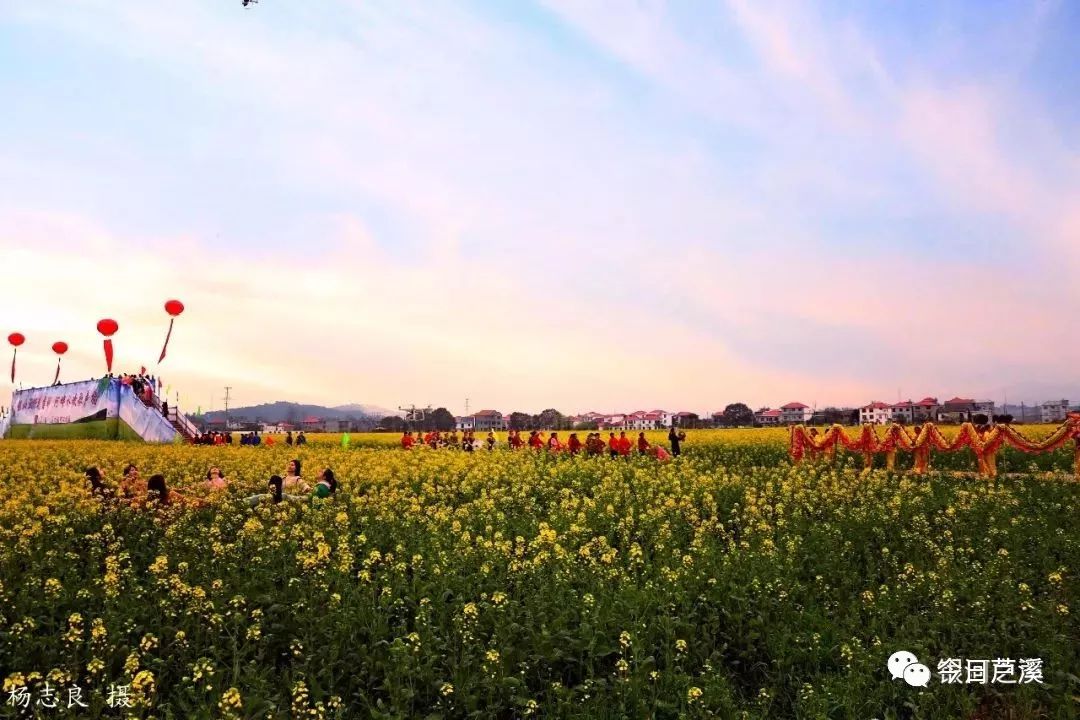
<box><xmin>242</xmin><ymin>0</ymin><xmax>257</xmax><ymax>6</ymax></box>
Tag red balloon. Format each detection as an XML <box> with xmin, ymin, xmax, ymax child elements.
<box><xmin>7</xmin><ymin>333</ymin><xmax>24</xmax><ymax>347</ymax></box>
<box><xmin>164</xmin><ymin>299</ymin><xmax>185</xmax><ymax>317</ymax></box>
<box><xmin>97</xmin><ymin>319</ymin><xmax>119</xmax><ymax>337</ymax></box>
<box><xmin>52</xmin><ymin>341</ymin><xmax>68</xmax><ymax>355</ymax></box>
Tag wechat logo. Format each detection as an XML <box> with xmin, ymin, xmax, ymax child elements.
<box><xmin>888</xmin><ymin>651</ymin><xmax>931</xmax><ymax>687</ymax></box>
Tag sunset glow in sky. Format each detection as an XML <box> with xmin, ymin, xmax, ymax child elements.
<box><xmin>1</xmin><ymin>1</ymin><xmax>1078</xmax><ymax>415</ymax></box>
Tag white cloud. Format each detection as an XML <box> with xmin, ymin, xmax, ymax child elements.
<box><xmin>1</xmin><ymin>0</ymin><xmax>1077</xmax><ymax>412</ymax></box>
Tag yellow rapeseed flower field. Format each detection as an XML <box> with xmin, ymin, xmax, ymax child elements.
<box><xmin>0</xmin><ymin>430</ymin><xmax>1075</xmax><ymax>718</ymax></box>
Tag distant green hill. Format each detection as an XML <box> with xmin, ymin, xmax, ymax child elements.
<box><xmin>198</xmin><ymin>401</ymin><xmax>399</xmax><ymax>424</ymax></box>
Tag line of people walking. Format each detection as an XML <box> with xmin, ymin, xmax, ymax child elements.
<box><xmin>400</xmin><ymin>428</ymin><xmax>684</xmax><ymax>459</ymax></box>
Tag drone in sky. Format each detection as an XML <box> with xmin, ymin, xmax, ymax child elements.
<box><xmin>242</xmin><ymin>0</ymin><xmax>258</xmax><ymax>6</ymax></box>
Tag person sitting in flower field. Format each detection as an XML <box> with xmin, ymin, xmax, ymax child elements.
<box><xmin>244</xmin><ymin>475</ymin><xmax>301</xmax><ymax>507</ymax></box>
<box><xmin>283</xmin><ymin>459</ymin><xmax>308</xmax><ymax>493</ymax></box>
<box><xmin>313</xmin><ymin>468</ymin><xmax>338</xmax><ymax>499</ymax></box>
<box><xmin>486</xmin><ymin>431</ymin><xmax>496</xmax><ymax>451</ymax></box>
<box><xmin>648</xmin><ymin>444</ymin><xmax>672</xmax><ymax>462</ymax></box>
<box><xmin>637</xmin><ymin>432</ymin><xmax>650</xmax><ymax>455</ymax></box>
<box><xmin>267</xmin><ymin>475</ymin><xmax>284</xmax><ymax>503</ymax></box>
<box><xmin>119</xmin><ymin>463</ymin><xmax>145</xmax><ymax>502</ymax></box>
<box><xmin>141</xmin><ymin>474</ymin><xmax>203</xmax><ymax>510</ymax></box>
<box><xmin>204</xmin><ymin>466</ymin><xmax>227</xmax><ymax>492</ymax></box>
<box><xmin>85</xmin><ymin>467</ymin><xmax>116</xmax><ymax>504</ymax></box>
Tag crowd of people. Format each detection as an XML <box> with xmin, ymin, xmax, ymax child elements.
<box><xmin>98</xmin><ymin>372</ymin><xmax>164</xmax><ymax>410</ymax></box>
<box><xmin>83</xmin><ymin>457</ymin><xmax>338</xmax><ymax>512</ymax></box>
<box><xmin>400</xmin><ymin>427</ymin><xmax>685</xmax><ymax>460</ymax></box>
<box><xmin>191</xmin><ymin>430</ymin><xmax>308</xmax><ymax>447</ymax></box>
<box><xmin>194</xmin><ymin>432</ymin><xmax>233</xmax><ymax>446</ymax></box>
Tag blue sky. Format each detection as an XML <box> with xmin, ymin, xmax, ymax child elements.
<box><xmin>1</xmin><ymin>1</ymin><xmax>1077</xmax><ymax>414</ymax></box>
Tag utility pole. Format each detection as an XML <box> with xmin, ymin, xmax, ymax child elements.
<box><xmin>224</xmin><ymin>386</ymin><xmax>232</xmax><ymax>430</ymax></box>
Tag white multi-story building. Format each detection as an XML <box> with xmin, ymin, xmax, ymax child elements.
<box><xmin>623</xmin><ymin>410</ymin><xmax>671</xmax><ymax>430</ymax></box>
<box><xmin>779</xmin><ymin>402</ymin><xmax>813</xmax><ymax>424</ymax></box>
<box><xmin>754</xmin><ymin>408</ymin><xmax>782</xmax><ymax>425</ymax></box>
<box><xmin>1041</xmin><ymin>399</ymin><xmax>1070</xmax><ymax>423</ymax></box>
<box><xmin>457</xmin><ymin>409</ymin><xmax>506</xmax><ymax>431</ymax></box>
<box><xmin>472</xmin><ymin>409</ymin><xmax>506</xmax><ymax>431</ymax></box>
<box><xmin>912</xmin><ymin>397</ymin><xmax>939</xmax><ymax>422</ymax></box>
<box><xmin>936</xmin><ymin>397</ymin><xmax>994</xmax><ymax>423</ymax></box>
<box><xmin>598</xmin><ymin>414</ymin><xmax>626</xmax><ymax>430</ymax></box>
<box><xmin>859</xmin><ymin>401</ymin><xmax>892</xmax><ymax>425</ymax></box>
<box><xmin>890</xmin><ymin>401</ymin><xmax>914</xmax><ymax>424</ymax></box>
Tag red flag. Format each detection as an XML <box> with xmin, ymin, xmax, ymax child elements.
<box><xmin>51</xmin><ymin>341</ymin><xmax>68</xmax><ymax>384</ymax></box>
<box><xmin>158</xmin><ymin>318</ymin><xmax>174</xmax><ymax>363</ymax></box>
<box><xmin>7</xmin><ymin>333</ymin><xmax>24</xmax><ymax>383</ymax></box>
<box><xmin>159</xmin><ymin>300</ymin><xmax>184</xmax><ymax>364</ymax></box>
<box><xmin>96</xmin><ymin>320</ymin><xmax>118</xmax><ymax>373</ymax></box>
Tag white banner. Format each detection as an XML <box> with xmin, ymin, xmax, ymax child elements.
<box><xmin>117</xmin><ymin>384</ymin><xmax>177</xmax><ymax>443</ymax></box>
<box><xmin>12</xmin><ymin>378</ymin><xmax>118</xmax><ymax>425</ymax></box>
<box><xmin>7</xmin><ymin>378</ymin><xmax>178</xmax><ymax>443</ymax></box>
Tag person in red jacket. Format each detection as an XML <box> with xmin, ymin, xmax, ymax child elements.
<box><xmin>547</xmin><ymin>432</ymin><xmax>562</xmax><ymax>452</ymax></box>
<box><xmin>650</xmin><ymin>444</ymin><xmax>672</xmax><ymax>461</ymax></box>
<box><xmin>608</xmin><ymin>432</ymin><xmax>619</xmax><ymax>458</ymax></box>
<box><xmin>568</xmin><ymin>433</ymin><xmax>582</xmax><ymax>455</ymax></box>
<box><xmin>618</xmin><ymin>431</ymin><xmax>632</xmax><ymax>457</ymax></box>
<box><xmin>637</xmin><ymin>432</ymin><xmax>649</xmax><ymax>454</ymax></box>
<box><xmin>528</xmin><ymin>431</ymin><xmax>543</xmax><ymax>450</ymax></box>
<box><xmin>401</xmin><ymin>431</ymin><xmax>415</xmax><ymax>450</ymax></box>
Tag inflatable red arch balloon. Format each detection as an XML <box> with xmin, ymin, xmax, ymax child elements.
<box><xmin>7</xmin><ymin>332</ymin><xmax>25</xmax><ymax>383</ymax></box>
<box><xmin>158</xmin><ymin>299</ymin><xmax>184</xmax><ymax>363</ymax></box>
<box><xmin>97</xmin><ymin>318</ymin><xmax>119</xmax><ymax>373</ymax></box>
